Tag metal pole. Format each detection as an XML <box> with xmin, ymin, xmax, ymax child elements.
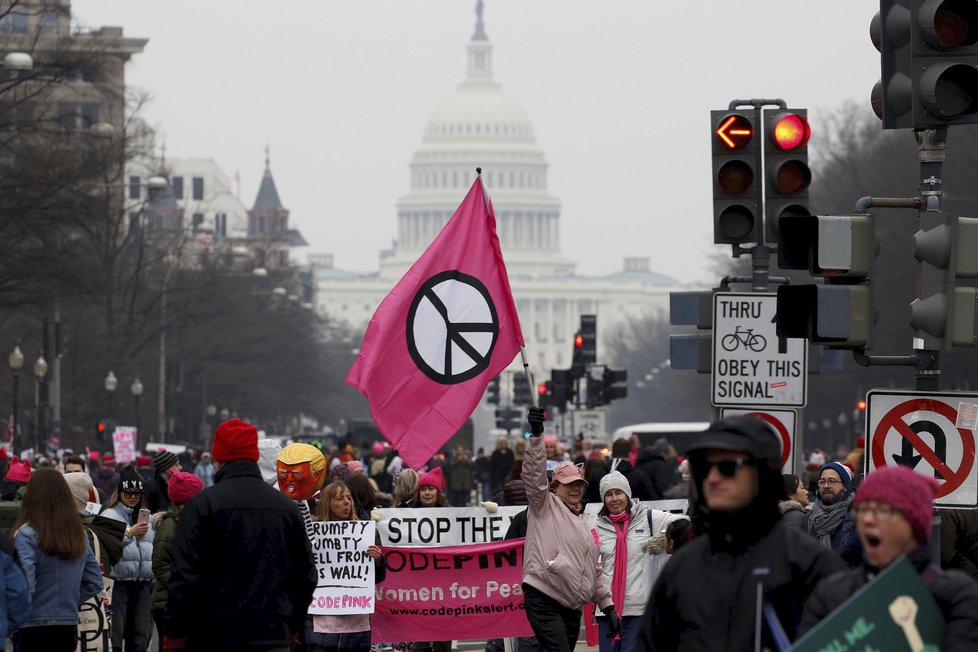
<box><xmin>10</xmin><ymin>372</ymin><xmax>17</xmax><ymax>453</ymax></box>
<box><xmin>52</xmin><ymin>299</ymin><xmax>61</xmax><ymax>422</ymax></box>
<box><xmin>914</xmin><ymin>128</ymin><xmax>946</xmax><ymax>393</ymax></box>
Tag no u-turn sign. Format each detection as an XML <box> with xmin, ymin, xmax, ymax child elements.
<box><xmin>866</xmin><ymin>390</ymin><xmax>978</xmax><ymax>507</ymax></box>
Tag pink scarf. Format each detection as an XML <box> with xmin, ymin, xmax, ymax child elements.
<box><xmin>608</xmin><ymin>510</ymin><xmax>630</xmax><ymax>620</ymax></box>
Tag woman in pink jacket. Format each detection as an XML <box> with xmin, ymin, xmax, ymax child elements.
<box><xmin>521</xmin><ymin>406</ymin><xmax>620</xmax><ymax>652</ymax></box>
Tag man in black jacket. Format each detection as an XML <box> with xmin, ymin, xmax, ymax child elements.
<box><xmin>608</xmin><ymin>438</ymin><xmax>655</xmax><ymax>500</ymax></box>
<box><xmin>143</xmin><ymin>450</ymin><xmax>182</xmax><ymax>514</ymax></box>
<box><xmin>165</xmin><ymin>419</ymin><xmax>317</xmax><ymax>651</ymax></box>
<box><xmin>644</xmin><ymin>416</ymin><xmax>845</xmax><ymax>651</ymax></box>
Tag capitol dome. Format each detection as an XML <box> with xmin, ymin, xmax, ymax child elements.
<box><xmin>380</xmin><ymin>1</ymin><xmax>575</xmax><ymax>280</ymax></box>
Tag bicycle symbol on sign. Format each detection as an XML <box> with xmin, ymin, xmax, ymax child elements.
<box><xmin>721</xmin><ymin>326</ymin><xmax>767</xmax><ymax>353</ymax></box>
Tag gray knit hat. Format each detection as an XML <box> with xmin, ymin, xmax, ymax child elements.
<box><xmin>599</xmin><ymin>471</ymin><xmax>632</xmax><ymax>500</ymax></box>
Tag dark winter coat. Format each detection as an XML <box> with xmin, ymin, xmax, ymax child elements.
<box><xmin>92</xmin><ymin>468</ymin><xmax>118</xmax><ymax>502</ymax></box>
<box><xmin>143</xmin><ymin>474</ymin><xmax>171</xmax><ymax>514</ymax></box>
<box><xmin>634</xmin><ymin>449</ymin><xmax>676</xmax><ymax>500</ymax></box>
<box><xmin>779</xmin><ymin>499</ymin><xmax>808</xmax><ymax>530</ymax></box>
<box><xmin>644</xmin><ymin>417</ymin><xmax>846</xmax><ymax>652</ymax></box>
<box><xmin>798</xmin><ymin>545</ymin><xmax>978</xmax><ymax>650</ymax></box>
<box><xmin>165</xmin><ymin>460</ymin><xmax>317</xmax><ymax>650</ymax></box>
<box><xmin>502</xmin><ymin>478</ymin><xmax>527</xmax><ymax>506</ymax></box>
<box><xmin>941</xmin><ymin>508</ymin><xmax>978</xmax><ymax>583</ymax></box>
<box><xmin>489</xmin><ymin>448</ymin><xmax>515</xmax><ymax>492</ymax></box>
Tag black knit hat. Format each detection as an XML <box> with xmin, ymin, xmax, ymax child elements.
<box><xmin>119</xmin><ymin>466</ymin><xmax>144</xmax><ymax>492</ymax></box>
<box><xmin>153</xmin><ymin>451</ymin><xmax>180</xmax><ymax>475</ymax></box>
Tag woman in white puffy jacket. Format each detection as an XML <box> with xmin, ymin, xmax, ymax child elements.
<box><xmin>593</xmin><ymin>471</ymin><xmax>685</xmax><ymax>652</ymax></box>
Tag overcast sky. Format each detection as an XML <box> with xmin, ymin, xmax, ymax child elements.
<box><xmin>73</xmin><ymin>0</ymin><xmax>879</xmax><ymax>284</ymax></box>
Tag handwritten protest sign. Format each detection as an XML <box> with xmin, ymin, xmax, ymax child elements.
<box><xmin>371</xmin><ymin>539</ymin><xmax>533</xmax><ymax>643</ymax></box>
<box><xmin>112</xmin><ymin>427</ymin><xmax>137</xmax><ymax>464</ymax></box>
<box><xmin>792</xmin><ymin>556</ymin><xmax>943</xmax><ymax>652</ymax></box>
<box><xmin>309</xmin><ymin>521</ymin><xmax>376</xmax><ymax>615</ymax></box>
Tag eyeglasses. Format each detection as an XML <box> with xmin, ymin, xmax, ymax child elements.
<box><xmin>853</xmin><ymin>504</ymin><xmax>898</xmax><ymax>520</ymax></box>
<box><xmin>121</xmin><ymin>491</ymin><xmax>143</xmax><ymax>498</ymax></box>
<box><xmin>817</xmin><ymin>478</ymin><xmax>842</xmax><ymax>486</ymax></box>
<box><xmin>695</xmin><ymin>457</ymin><xmax>752</xmax><ymax>478</ymax></box>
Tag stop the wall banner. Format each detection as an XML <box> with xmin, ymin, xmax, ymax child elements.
<box><xmin>371</xmin><ymin>539</ymin><xmax>533</xmax><ymax>643</ymax></box>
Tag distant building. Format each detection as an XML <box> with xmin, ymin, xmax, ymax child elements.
<box><xmin>315</xmin><ymin>2</ymin><xmax>685</xmax><ymax>373</ymax></box>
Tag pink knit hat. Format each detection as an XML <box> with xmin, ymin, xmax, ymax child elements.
<box><xmin>167</xmin><ymin>471</ymin><xmax>204</xmax><ymax>505</ymax></box>
<box><xmin>853</xmin><ymin>466</ymin><xmax>939</xmax><ymax>543</ymax></box>
<box><xmin>418</xmin><ymin>466</ymin><xmax>444</xmax><ymax>491</ymax></box>
<box><xmin>6</xmin><ymin>457</ymin><xmax>30</xmax><ymax>483</ymax></box>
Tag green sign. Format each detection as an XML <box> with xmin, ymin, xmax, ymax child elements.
<box><xmin>792</xmin><ymin>557</ymin><xmax>943</xmax><ymax>652</ymax></box>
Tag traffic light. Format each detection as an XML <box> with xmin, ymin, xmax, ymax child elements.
<box><xmin>494</xmin><ymin>407</ymin><xmax>521</xmax><ymax>431</ymax></box>
<box><xmin>764</xmin><ymin>110</ymin><xmax>811</xmax><ymax>244</ymax></box>
<box><xmin>571</xmin><ymin>332</ymin><xmax>585</xmax><ymax>377</ymax></box>
<box><xmin>96</xmin><ymin>418</ymin><xmax>117</xmax><ymax>442</ymax></box>
<box><xmin>711</xmin><ymin>110</ymin><xmax>760</xmax><ymax>244</ymax></box>
<box><xmin>537</xmin><ymin>381</ymin><xmax>553</xmax><ymax>411</ymax></box>
<box><xmin>513</xmin><ymin>373</ymin><xmax>533</xmax><ymax>406</ymax></box>
<box><xmin>486</xmin><ymin>376</ymin><xmax>500</xmax><ymax>405</ymax></box>
<box><xmin>871</xmin><ymin>0</ymin><xmax>978</xmax><ymax>128</ymax></box>
<box><xmin>602</xmin><ymin>368</ymin><xmax>628</xmax><ymax>402</ymax></box>
<box><xmin>551</xmin><ymin>369</ymin><xmax>573</xmax><ymax>411</ymax></box>
<box><xmin>776</xmin><ymin>213</ymin><xmax>879</xmax><ymax>348</ymax></box>
<box><xmin>910</xmin><ymin>211</ymin><xmax>978</xmax><ymax>348</ymax></box>
<box><xmin>579</xmin><ymin>315</ymin><xmax>597</xmax><ymax>365</ymax></box>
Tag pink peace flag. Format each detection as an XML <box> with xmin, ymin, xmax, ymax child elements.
<box><xmin>346</xmin><ymin>177</ymin><xmax>524</xmax><ymax>469</ymax></box>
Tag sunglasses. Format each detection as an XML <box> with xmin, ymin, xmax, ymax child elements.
<box><xmin>693</xmin><ymin>457</ymin><xmax>752</xmax><ymax>478</ymax></box>
<box><xmin>121</xmin><ymin>491</ymin><xmax>143</xmax><ymax>498</ymax></box>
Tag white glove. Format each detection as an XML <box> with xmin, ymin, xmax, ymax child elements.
<box><xmin>370</xmin><ymin>508</ymin><xmax>382</xmax><ymax>522</ymax></box>
<box><xmin>481</xmin><ymin>501</ymin><xmax>499</xmax><ymax>513</ymax></box>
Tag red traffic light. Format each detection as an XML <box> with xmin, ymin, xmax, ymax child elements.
<box><xmin>575</xmin><ymin>333</ymin><xmax>584</xmax><ymax>348</ymax></box>
<box><xmin>770</xmin><ymin>113</ymin><xmax>811</xmax><ymax>150</ymax></box>
<box><xmin>97</xmin><ymin>421</ymin><xmax>106</xmax><ymax>433</ymax></box>
<box><xmin>537</xmin><ymin>383</ymin><xmax>548</xmax><ymax>395</ymax></box>
<box><xmin>715</xmin><ymin>114</ymin><xmax>753</xmax><ymax>150</ymax></box>
<box><xmin>856</xmin><ymin>399</ymin><xmax>867</xmax><ymax>410</ymax></box>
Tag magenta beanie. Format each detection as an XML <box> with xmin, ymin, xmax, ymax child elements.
<box><xmin>167</xmin><ymin>471</ymin><xmax>204</xmax><ymax>505</ymax></box>
<box><xmin>853</xmin><ymin>466</ymin><xmax>938</xmax><ymax>543</ymax></box>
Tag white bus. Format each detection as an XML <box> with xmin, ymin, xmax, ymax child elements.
<box><xmin>612</xmin><ymin>422</ymin><xmax>711</xmax><ymax>454</ymax></box>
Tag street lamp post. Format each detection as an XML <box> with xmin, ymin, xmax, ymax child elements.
<box><xmin>33</xmin><ymin>354</ymin><xmax>48</xmax><ymax>456</ymax></box>
<box><xmin>131</xmin><ymin>377</ymin><xmax>143</xmax><ymax>449</ymax></box>
<box><xmin>105</xmin><ymin>371</ymin><xmax>117</xmax><ymax>420</ymax></box>
<box><xmin>8</xmin><ymin>346</ymin><xmax>23</xmax><ymax>451</ymax></box>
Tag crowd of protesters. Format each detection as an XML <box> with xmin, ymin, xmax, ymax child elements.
<box><xmin>0</xmin><ymin>415</ymin><xmax>970</xmax><ymax>651</ymax></box>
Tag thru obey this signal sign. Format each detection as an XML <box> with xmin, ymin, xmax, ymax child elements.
<box><xmin>866</xmin><ymin>390</ymin><xmax>978</xmax><ymax>507</ymax></box>
<box><xmin>712</xmin><ymin>293</ymin><xmax>807</xmax><ymax>407</ymax></box>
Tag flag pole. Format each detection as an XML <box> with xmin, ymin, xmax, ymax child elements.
<box><xmin>476</xmin><ymin>168</ymin><xmax>538</xmax><ymax>409</ymax></box>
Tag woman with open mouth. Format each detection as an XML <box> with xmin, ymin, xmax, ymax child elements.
<box><xmin>798</xmin><ymin>465</ymin><xmax>978</xmax><ymax>648</ymax></box>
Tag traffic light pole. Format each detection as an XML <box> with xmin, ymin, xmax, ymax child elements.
<box><xmin>849</xmin><ymin>127</ymin><xmax>948</xmax><ymax>392</ymax></box>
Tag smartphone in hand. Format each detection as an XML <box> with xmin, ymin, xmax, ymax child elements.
<box><xmin>137</xmin><ymin>509</ymin><xmax>150</xmax><ymax>525</ymax></box>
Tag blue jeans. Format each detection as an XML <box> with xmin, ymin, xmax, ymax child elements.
<box><xmin>597</xmin><ymin>615</ymin><xmax>642</xmax><ymax>652</ymax></box>
<box><xmin>303</xmin><ymin>618</ymin><xmax>371</xmax><ymax>652</ymax></box>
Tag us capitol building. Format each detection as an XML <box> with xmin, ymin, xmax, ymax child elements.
<box><xmin>314</xmin><ymin>3</ymin><xmax>686</xmax><ymax>375</ymax></box>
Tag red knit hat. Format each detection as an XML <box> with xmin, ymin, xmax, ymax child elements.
<box><xmin>103</xmin><ymin>452</ymin><xmax>116</xmax><ymax>468</ymax></box>
<box><xmin>167</xmin><ymin>471</ymin><xmax>204</xmax><ymax>504</ymax></box>
<box><xmin>418</xmin><ymin>466</ymin><xmax>444</xmax><ymax>491</ymax></box>
<box><xmin>212</xmin><ymin>419</ymin><xmax>259</xmax><ymax>463</ymax></box>
<box><xmin>853</xmin><ymin>466</ymin><xmax>939</xmax><ymax>543</ymax></box>
<box><xmin>6</xmin><ymin>457</ymin><xmax>30</xmax><ymax>483</ymax></box>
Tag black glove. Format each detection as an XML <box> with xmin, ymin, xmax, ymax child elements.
<box><xmin>602</xmin><ymin>606</ymin><xmax>621</xmax><ymax>638</ymax></box>
<box><xmin>527</xmin><ymin>406</ymin><xmax>546</xmax><ymax>436</ymax></box>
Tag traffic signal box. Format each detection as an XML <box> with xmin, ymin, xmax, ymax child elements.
<box><xmin>764</xmin><ymin>110</ymin><xmax>811</xmax><ymax>244</ymax></box>
<box><xmin>486</xmin><ymin>376</ymin><xmax>501</xmax><ymax>405</ymax></box>
<box><xmin>494</xmin><ymin>407</ymin><xmax>521</xmax><ymax>431</ymax></box>
<box><xmin>579</xmin><ymin>315</ymin><xmax>597</xmax><ymax>366</ymax></box>
<box><xmin>551</xmin><ymin>369</ymin><xmax>573</xmax><ymax>411</ymax></box>
<box><xmin>587</xmin><ymin>368</ymin><xmax>628</xmax><ymax>408</ymax></box>
<box><xmin>712</xmin><ymin>110</ymin><xmax>760</xmax><ymax>244</ymax></box>
<box><xmin>911</xmin><ymin>211</ymin><xmax>978</xmax><ymax>348</ymax></box>
<box><xmin>776</xmin><ymin>213</ymin><xmax>879</xmax><ymax>348</ymax></box>
<box><xmin>512</xmin><ymin>373</ymin><xmax>533</xmax><ymax>406</ymax></box>
<box><xmin>872</xmin><ymin>0</ymin><xmax>978</xmax><ymax>129</ymax></box>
